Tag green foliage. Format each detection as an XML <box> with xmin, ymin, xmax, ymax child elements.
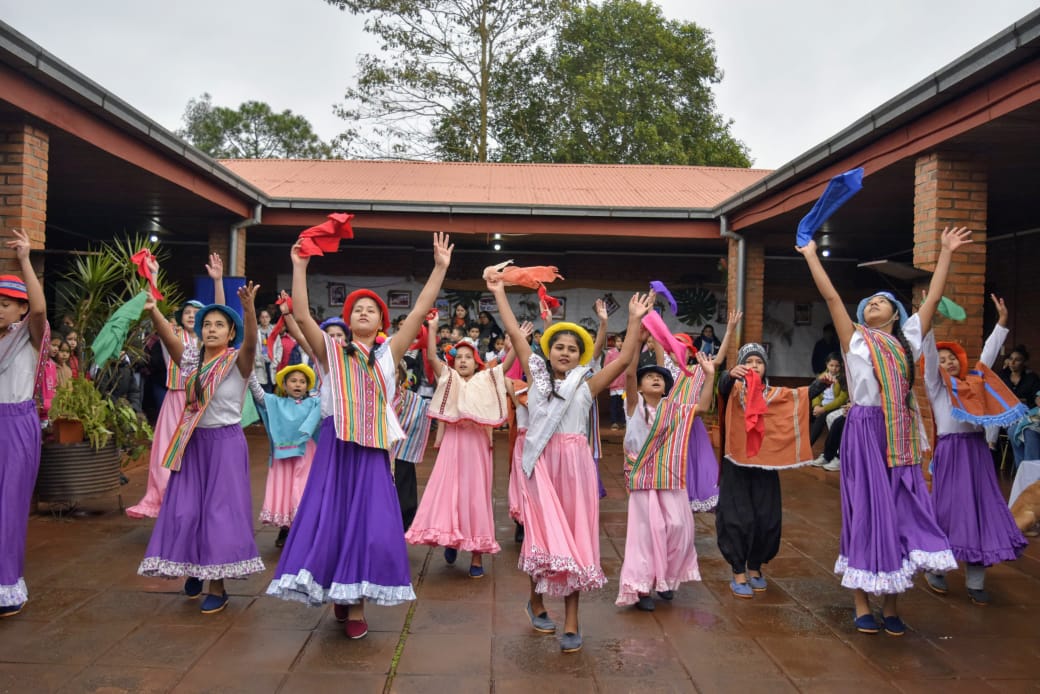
<box><xmin>57</xmin><ymin>234</ymin><xmax>183</xmax><ymax>369</ymax></box>
<box><xmin>179</xmin><ymin>93</ymin><xmax>346</xmax><ymax>159</ymax></box>
<box><xmin>493</xmin><ymin>0</ymin><xmax>751</xmax><ymax>166</ymax></box>
<box><xmin>326</xmin><ymin>0</ymin><xmax>572</xmax><ymax>161</ymax></box>
<box><xmin>49</xmin><ymin>377</ymin><xmax>153</xmax><ymax>459</ymax></box>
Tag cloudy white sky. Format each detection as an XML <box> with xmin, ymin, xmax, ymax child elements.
<box><xmin>1</xmin><ymin>0</ymin><xmax>1036</xmax><ymax>168</ymax></box>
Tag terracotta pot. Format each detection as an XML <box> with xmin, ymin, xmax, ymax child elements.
<box><xmin>52</xmin><ymin>418</ymin><xmax>85</xmax><ymax>444</ymax></box>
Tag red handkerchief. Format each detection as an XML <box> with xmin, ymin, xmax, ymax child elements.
<box><xmin>130</xmin><ymin>249</ymin><xmax>164</xmax><ymax>300</ymax></box>
<box><xmin>743</xmin><ymin>370</ymin><xmax>767</xmax><ymax>457</ymax></box>
<box><xmin>297</xmin><ymin>213</ymin><xmax>355</xmax><ymax>257</ymax></box>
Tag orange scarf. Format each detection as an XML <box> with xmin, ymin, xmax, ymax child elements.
<box><xmin>941</xmin><ymin>361</ymin><xmax>1028</xmax><ymax>427</ymax></box>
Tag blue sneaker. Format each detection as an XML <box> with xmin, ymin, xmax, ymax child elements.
<box><xmin>200</xmin><ymin>592</ymin><xmax>229</xmax><ymax>614</ymax></box>
<box><xmin>883</xmin><ymin>615</ymin><xmax>906</xmax><ymax>636</ymax></box>
<box><xmin>855</xmin><ymin>614</ymin><xmax>880</xmax><ymax>634</ymax></box>
<box><xmin>729</xmin><ymin>579</ymin><xmax>753</xmax><ymax>599</ymax></box>
<box><xmin>525</xmin><ymin>601</ymin><xmax>556</xmax><ymax>633</ymax></box>
<box><xmin>0</xmin><ymin>603</ymin><xmax>25</xmax><ymax>618</ymax></box>
<box><xmin>747</xmin><ymin>573</ymin><xmax>767</xmax><ymax>592</ymax></box>
<box><xmin>184</xmin><ymin>577</ymin><xmax>203</xmax><ymax>599</ymax></box>
<box><xmin>560</xmin><ymin>631</ymin><xmax>583</xmax><ymax>653</ymax></box>
<box><xmin>444</xmin><ymin>547</ymin><xmax>458</xmax><ymax>565</ymax></box>
<box><xmin>469</xmin><ymin>564</ymin><xmax>484</xmax><ymax>579</ymax></box>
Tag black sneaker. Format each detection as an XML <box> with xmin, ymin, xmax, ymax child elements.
<box><xmin>514</xmin><ymin>522</ymin><xmax>524</xmax><ymax>544</ymax></box>
<box><xmin>275</xmin><ymin>526</ymin><xmax>290</xmax><ymax>548</ymax></box>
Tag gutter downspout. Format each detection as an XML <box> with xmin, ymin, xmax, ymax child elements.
<box><xmin>229</xmin><ymin>204</ymin><xmax>263</xmax><ymax>275</ymax></box>
<box><xmin>719</xmin><ymin>214</ymin><xmax>745</xmax><ymax>349</ymax></box>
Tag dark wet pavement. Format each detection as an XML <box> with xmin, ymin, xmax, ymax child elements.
<box><xmin>2</xmin><ymin>427</ymin><xmax>1039</xmax><ymax>693</ymax></box>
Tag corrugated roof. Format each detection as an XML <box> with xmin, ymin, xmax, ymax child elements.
<box><xmin>219</xmin><ymin>159</ymin><xmax>771</xmax><ymax>210</ymax></box>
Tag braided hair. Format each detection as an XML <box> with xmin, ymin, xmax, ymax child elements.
<box><xmin>544</xmin><ymin>329</ymin><xmax>586</xmax><ymax>401</ymax></box>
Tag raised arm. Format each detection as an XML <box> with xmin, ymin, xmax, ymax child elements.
<box><xmin>289</xmin><ymin>241</ymin><xmax>328</xmax><ymax>370</ymax></box>
<box><xmin>624</xmin><ymin>325</ymin><xmax>648</xmax><ymax>417</ymax></box>
<box><xmin>277</xmin><ymin>291</ymin><xmax>316</xmax><ymax>363</ymax></box>
<box><xmin>488</xmin><ymin>278</ymin><xmax>533</xmax><ymax>381</ymax></box>
<box><xmin>236</xmin><ymin>282</ymin><xmax>260</xmax><ymax>378</ymax></box>
<box><xmin>144</xmin><ymin>295</ymin><xmax>184</xmax><ymax>364</ymax></box>
<box><xmin>588</xmin><ymin>293</ymin><xmax>653</xmax><ymax>396</ymax></box>
<box><xmin>206</xmin><ymin>253</ymin><xmax>225</xmax><ymax>306</ymax></box>
<box><xmin>392</xmin><ymin>232</ymin><xmax>453</xmax><ymax>366</ymax></box>
<box><xmin>426</xmin><ymin>312</ymin><xmax>445</xmax><ymax>379</ymax></box>
<box><xmin>713</xmin><ymin>309</ymin><xmax>743</xmax><ymax>366</ymax></box>
<box><xmin>695</xmin><ymin>352</ymin><xmax>716</xmax><ymax>412</ymax></box>
<box><xmin>795</xmin><ymin>239</ymin><xmax>855</xmax><ymax>351</ymax></box>
<box><xmin>917</xmin><ymin>226</ymin><xmax>973</xmax><ymax>335</ymax></box>
<box><xmin>5</xmin><ymin>229</ymin><xmax>46</xmax><ymax>349</ymax></box>
<box><xmin>592</xmin><ymin>299</ymin><xmax>609</xmax><ymax>361</ymax></box>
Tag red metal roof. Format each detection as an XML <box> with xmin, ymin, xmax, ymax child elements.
<box><xmin>219</xmin><ymin>159</ymin><xmax>771</xmax><ymax>210</ymax></box>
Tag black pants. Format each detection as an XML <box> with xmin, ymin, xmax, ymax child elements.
<box><xmin>810</xmin><ymin>413</ymin><xmax>829</xmax><ymax>445</ymax></box>
<box><xmin>715</xmin><ymin>458</ymin><xmax>782</xmax><ymax>574</ymax></box>
<box><xmin>394</xmin><ymin>460</ymin><xmax>418</xmax><ymax>531</ymax></box>
<box><xmin>823</xmin><ymin>415</ymin><xmax>846</xmax><ymax>461</ymax></box>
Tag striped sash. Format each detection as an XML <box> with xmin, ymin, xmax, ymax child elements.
<box><xmin>625</xmin><ymin>374</ymin><xmax>699</xmax><ymax>490</ymax></box>
<box><xmin>857</xmin><ymin>325</ymin><xmax>923</xmax><ymax>468</ymax></box>
<box><xmin>391</xmin><ymin>389</ymin><xmax>432</xmax><ymax>463</ymax></box>
<box><xmin>165</xmin><ymin>329</ymin><xmax>196</xmax><ymax>390</ymax></box>
<box><xmin>161</xmin><ymin>350</ymin><xmax>239</xmax><ymax>471</ymax></box>
<box><xmin>325</xmin><ymin>333</ymin><xmax>399</xmax><ymax>450</ymax></box>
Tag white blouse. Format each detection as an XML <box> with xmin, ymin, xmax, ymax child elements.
<box><xmin>0</xmin><ymin>321</ymin><xmax>38</xmax><ymax>404</ymax></box>
<box><xmin>844</xmin><ymin>313</ymin><xmax>924</xmax><ymax>407</ymax></box>
<box><xmin>527</xmin><ymin>357</ymin><xmax>593</xmax><ymax>436</ymax></box>
<box><xmin>624</xmin><ymin>394</ymin><xmax>656</xmax><ymax>458</ymax></box>
<box><xmin>924</xmin><ymin>324</ymin><xmax>1008</xmax><ymax>435</ymax></box>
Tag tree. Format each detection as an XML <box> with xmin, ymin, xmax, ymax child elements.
<box><xmin>178</xmin><ymin>93</ymin><xmax>345</xmax><ymax>159</ymax></box>
<box><xmin>493</xmin><ymin>0</ymin><xmax>752</xmax><ymax>166</ymax></box>
<box><xmin>326</xmin><ymin>0</ymin><xmax>571</xmax><ymax>161</ymax></box>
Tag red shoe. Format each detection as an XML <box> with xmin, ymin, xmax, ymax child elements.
<box><xmin>333</xmin><ymin>604</ymin><xmax>349</xmax><ymax>623</ymax></box>
<box><xmin>345</xmin><ymin>618</ymin><xmax>368</xmax><ymax>639</ymax></box>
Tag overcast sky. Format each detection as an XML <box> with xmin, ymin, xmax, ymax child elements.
<box><xmin>1</xmin><ymin>0</ymin><xmax>1036</xmax><ymax>168</ymax></box>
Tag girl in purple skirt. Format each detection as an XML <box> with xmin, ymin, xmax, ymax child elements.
<box><xmin>138</xmin><ymin>276</ymin><xmax>265</xmax><ymax>615</ymax></box>
<box><xmin>0</xmin><ymin>229</ymin><xmax>50</xmax><ymax>617</ymax></box>
<box><xmin>797</xmin><ymin>226</ymin><xmax>971</xmax><ymax>636</ymax></box>
<box><xmin>267</xmin><ymin>232</ymin><xmax>453</xmax><ymax>640</ymax></box>
<box><xmin>923</xmin><ymin>294</ymin><xmax>1027</xmax><ymax>604</ymax></box>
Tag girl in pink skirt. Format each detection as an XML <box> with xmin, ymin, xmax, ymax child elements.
<box><xmin>616</xmin><ymin>337</ymin><xmax>715</xmax><ymax>611</ymax></box>
<box><xmin>254</xmin><ymin>364</ymin><xmax>321</xmax><ymax>547</ymax></box>
<box><xmin>405</xmin><ymin>320</ymin><xmax>516</xmax><ymax>577</ymax></box>
<box><xmin>127</xmin><ymin>253</ymin><xmax>225</xmax><ymax>519</ymax></box>
<box><xmin>488</xmin><ymin>272</ymin><xmax>651</xmax><ymax>654</ymax></box>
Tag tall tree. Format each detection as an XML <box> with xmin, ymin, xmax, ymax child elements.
<box><xmin>493</xmin><ymin>0</ymin><xmax>752</xmax><ymax>166</ymax></box>
<box><xmin>178</xmin><ymin>93</ymin><xmax>345</xmax><ymax>159</ymax></box>
<box><xmin>326</xmin><ymin>0</ymin><xmax>570</xmax><ymax>161</ymax></box>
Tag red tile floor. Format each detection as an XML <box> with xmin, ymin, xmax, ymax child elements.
<box><xmin>3</xmin><ymin>426</ymin><xmax>1039</xmax><ymax>693</ymax></box>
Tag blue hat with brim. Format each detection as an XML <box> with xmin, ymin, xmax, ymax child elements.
<box><xmin>194</xmin><ymin>304</ymin><xmax>244</xmax><ymax>349</ymax></box>
<box><xmin>636</xmin><ymin>365</ymin><xmax>674</xmax><ymax>397</ymax></box>
<box><xmin>856</xmin><ymin>292</ymin><xmax>909</xmax><ymax>327</ymax></box>
<box><xmin>175</xmin><ymin>299</ymin><xmax>205</xmax><ymax>326</ymax></box>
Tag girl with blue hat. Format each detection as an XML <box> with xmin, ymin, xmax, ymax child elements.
<box><xmin>138</xmin><ymin>253</ymin><xmax>265</xmax><ymax>615</ymax></box>
<box><xmin>797</xmin><ymin>226</ymin><xmax>971</xmax><ymax>636</ymax></box>
<box><xmin>127</xmin><ymin>253</ymin><xmax>225</xmax><ymax>519</ymax></box>
<box><xmin>0</xmin><ymin>229</ymin><xmax>50</xmax><ymax>617</ymax></box>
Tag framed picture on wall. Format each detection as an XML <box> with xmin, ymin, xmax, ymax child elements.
<box><xmin>434</xmin><ymin>298</ymin><xmax>450</xmax><ymax>314</ymax></box>
<box><xmin>328</xmin><ymin>282</ymin><xmax>347</xmax><ymax>307</ymax></box>
<box><xmin>478</xmin><ymin>295</ymin><xmax>497</xmax><ymax>313</ymax></box>
<box><xmin>551</xmin><ymin>297</ymin><xmax>566</xmax><ymax>320</ymax></box>
<box><xmin>601</xmin><ymin>293</ymin><xmax>621</xmax><ymax>316</ymax></box>
<box><xmin>388</xmin><ymin>290</ymin><xmax>412</xmax><ymax>309</ymax></box>
<box><xmin>794</xmin><ymin>303</ymin><xmax>812</xmax><ymax>326</ymax></box>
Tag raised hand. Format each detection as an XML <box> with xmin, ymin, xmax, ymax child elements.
<box><xmin>290</xmin><ymin>241</ymin><xmax>309</xmax><ymax>267</ymax></box>
<box><xmin>629</xmin><ymin>292</ymin><xmax>653</xmax><ymax>321</ymax></box>
<box><xmin>595</xmin><ymin>299</ymin><xmax>608</xmax><ymax>323</ymax></box>
<box><xmin>696</xmin><ymin>351</ymin><xmax>715</xmax><ymax>377</ymax></box>
<box><xmin>143</xmin><ymin>296</ymin><xmax>157</xmax><ymax>313</ymax></box>
<box><xmin>206</xmin><ymin>253</ymin><xmax>224</xmax><ymax>280</ymax></box>
<box><xmin>237</xmin><ymin>281</ymin><xmax>260</xmax><ymax>309</ymax></box>
<box><xmin>991</xmin><ymin>294</ymin><xmax>1008</xmax><ymax>326</ymax></box>
<box><xmin>432</xmin><ymin>231</ymin><xmax>453</xmax><ymax>269</ymax></box>
<box><xmin>4</xmin><ymin>228</ymin><xmax>31</xmax><ymax>261</ymax></box>
<box><xmin>518</xmin><ymin>320</ymin><xmax>534</xmax><ymax>341</ymax></box>
<box><xmin>426</xmin><ymin>309</ymin><xmax>439</xmax><ymax>327</ymax></box>
<box><xmin>794</xmin><ymin>239</ymin><xmax>817</xmax><ymax>257</ymax></box>
<box><xmin>940</xmin><ymin>226</ymin><xmax>973</xmax><ymax>252</ymax></box>
<box><xmin>278</xmin><ymin>290</ymin><xmax>292</xmax><ymax>315</ymax></box>
<box><xmin>727</xmin><ymin>310</ymin><xmax>743</xmax><ymax>330</ymax></box>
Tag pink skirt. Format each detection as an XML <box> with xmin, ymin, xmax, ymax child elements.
<box><xmin>519</xmin><ymin>433</ymin><xmax>606</xmax><ymax>596</ymax></box>
<box><xmin>259</xmin><ymin>439</ymin><xmax>317</xmax><ymax>527</ymax></box>
<box><xmin>507</xmin><ymin>428</ymin><xmax>527</xmax><ymax>522</ymax></box>
<box><xmin>404</xmin><ymin>420</ymin><xmax>501</xmax><ymax>554</ymax></box>
<box><xmin>616</xmin><ymin>489</ymin><xmax>700</xmax><ymax>605</ymax></box>
<box><xmin>126</xmin><ymin>389</ymin><xmax>185</xmax><ymax>518</ymax></box>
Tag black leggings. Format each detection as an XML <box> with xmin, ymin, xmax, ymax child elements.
<box><xmin>394</xmin><ymin>460</ymin><xmax>418</xmax><ymax>531</ymax></box>
<box><xmin>810</xmin><ymin>413</ymin><xmax>829</xmax><ymax>444</ymax></box>
<box><xmin>823</xmin><ymin>415</ymin><xmax>846</xmax><ymax>461</ymax></box>
<box><xmin>715</xmin><ymin>458</ymin><xmax>782</xmax><ymax>574</ymax></box>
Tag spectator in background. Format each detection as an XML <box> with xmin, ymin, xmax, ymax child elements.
<box><xmin>694</xmin><ymin>324</ymin><xmax>721</xmax><ymax>358</ymax></box>
<box><xmin>255</xmin><ymin>309</ymin><xmax>275</xmax><ymax>393</ymax></box>
<box><xmin>1000</xmin><ymin>345</ymin><xmax>1040</xmax><ymax>406</ymax></box>
<box><xmin>477</xmin><ymin>311</ymin><xmax>503</xmax><ymax>354</ymax></box>
<box><xmin>812</xmin><ymin>323</ymin><xmax>840</xmax><ymax>375</ymax></box>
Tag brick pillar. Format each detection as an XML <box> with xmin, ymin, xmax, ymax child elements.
<box><xmin>232</xmin><ymin>228</ymin><xmax>246</xmax><ymax>276</ymax></box>
<box><xmin>0</xmin><ymin>122</ymin><xmax>48</xmax><ymax>273</ymax></box>
<box><xmin>208</xmin><ymin>228</ymin><xmax>230</xmax><ymax>266</ymax></box>
<box><xmin>725</xmin><ymin>236</ymin><xmax>765</xmax><ymax>362</ymax></box>
<box><xmin>913</xmin><ymin>152</ymin><xmax>987</xmax><ymax>346</ymax></box>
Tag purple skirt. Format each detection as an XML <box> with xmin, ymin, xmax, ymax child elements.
<box><xmin>932</xmin><ymin>432</ymin><xmax>1027</xmax><ymax>565</ymax></box>
<box><xmin>836</xmin><ymin>406</ymin><xmax>956</xmax><ymax>594</ymax></box>
<box><xmin>0</xmin><ymin>401</ymin><xmax>40</xmax><ymax>606</ymax></box>
<box><xmin>266</xmin><ymin>417</ymin><xmax>416</xmax><ymax>607</ymax></box>
<box><xmin>687</xmin><ymin>417</ymin><xmax>719</xmax><ymax>512</ymax></box>
<box><xmin>138</xmin><ymin>425</ymin><xmax>264</xmax><ymax>580</ymax></box>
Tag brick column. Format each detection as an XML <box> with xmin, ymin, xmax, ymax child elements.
<box><xmin>725</xmin><ymin>236</ymin><xmax>765</xmax><ymax>361</ymax></box>
<box><xmin>208</xmin><ymin>228</ymin><xmax>230</xmax><ymax>267</ymax></box>
<box><xmin>913</xmin><ymin>152</ymin><xmax>987</xmax><ymax>347</ymax></box>
<box><xmin>0</xmin><ymin>122</ymin><xmax>48</xmax><ymax>273</ymax></box>
<box><xmin>232</xmin><ymin>228</ymin><xmax>246</xmax><ymax>277</ymax></box>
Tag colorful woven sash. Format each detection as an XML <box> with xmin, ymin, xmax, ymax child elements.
<box><xmin>625</xmin><ymin>373</ymin><xmax>699</xmax><ymax>490</ymax></box>
<box><xmin>161</xmin><ymin>350</ymin><xmax>239</xmax><ymax>471</ymax></box>
<box><xmin>942</xmin><ymin>362</ymin><xmax>1028</xmax><ymax>427</ymax></box>
<box><xmin>165</xmin><ymin>328</ymin><xmax>196</xmax><ymax>390</ymax></box>
<box><xmin>391</xmin><ymin>389</ymin><xmax>432</xmax><ymax>463</ymax></box>
<box><xmin>857</xmin><ymin>324</ymin><xmax>922</xmax><ymax>468</ymax></box>
<box><xmin>325</xmin><ymin>332</ymin><xmax>397</xmax><ymax>450</ymax></box>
